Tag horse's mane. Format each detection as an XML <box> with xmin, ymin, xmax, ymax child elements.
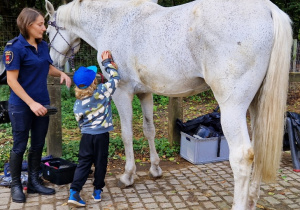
<box><xmin>56</xmin><ymin>0</ymin><xmax>113</xmax><ymax>27</ymax></box>
<box><xmin>56</xmin><ymin>0</ymin><xmax>81</xmax><ymax>27</ymax></box>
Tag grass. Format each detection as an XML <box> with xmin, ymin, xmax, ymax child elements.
<box><xmin>0</xmin><ymin>84</ymin><xmax>215</xmax><ymax>172</ymax></box>
<box><xmin>0</xmin><ymin>86</ymin><xmax>9</xmax><ymax>101</ymax></box>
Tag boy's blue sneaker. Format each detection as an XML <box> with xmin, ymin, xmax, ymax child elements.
<box><xmin>68</xmin><ymin>189</ymin><xmax>86</xmax><ymax>207</ymax></box>
<box><xmin>92</xmin><ymin>188</ymin><xmax>102</xmax><ymax>201</ymax></box>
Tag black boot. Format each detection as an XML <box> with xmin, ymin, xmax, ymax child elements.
<box><xmin>10</xmin><ymin>150</ymin><xmax>26</xmax><ymax>203</ymax></box>
<box><xmin>27</xmin><ymin>149</ymin><xmax>55</xmax><ymax>195</ymax></box>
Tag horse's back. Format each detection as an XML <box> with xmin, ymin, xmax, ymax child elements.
<box><xmin>189</xmin><ymin>0</ymin><xmax>275</xmax><ymax>102</ymax></box>
<box><xmin>95</xmin><ymin>0</ymin><xmax>276</xmax><ymax>97</ymax></box>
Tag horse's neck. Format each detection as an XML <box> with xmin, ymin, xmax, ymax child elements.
<box><xmin>69</xmin><ymin>25</ymin><xmax>97</xmax><ymax>50</ymax></box>
<box><xmin>64</xmin><ymin>0</ymin><xmax>161</xmax><ymax>51</ymax></box>
<box><xmin>63</xmin><ymin>0</ymin><xmax>196</xmax><ymax>52</ymax></box>
<box><xmin>59</xmin><ymin>1</ymin><xmax>107</xmax><ymax>50</ymax></box>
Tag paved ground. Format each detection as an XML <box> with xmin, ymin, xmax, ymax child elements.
<box><xmin>1</xmin><ymin>151</ymin><xmax>300</xmax><ymax>210</ymax></box>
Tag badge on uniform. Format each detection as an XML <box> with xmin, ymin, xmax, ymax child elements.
<box><xmin>5</xmin><ymin>51</ymin><xmax>13</xmax><ymax>64</ymax></box>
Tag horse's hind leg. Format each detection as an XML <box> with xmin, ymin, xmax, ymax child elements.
<box><xmin>248</xmin><ymin>168</ymin><xmax>261</xmax><ymax>210</ymax></box>
<box><xmin>247</xmin><ymin>104</ymin><xmax>262</xmax><ymax>210</ymax></box>
<box><xmin>218</xmin><ymin>104</ymin><xmax>254</xmax><ymax>210</ymax></box>
<box><xmin>137</xmin><ymin>93</ymin><xmax>162</xmax><ymax>178</ymax></box>
<box><xmin>112</xmin><ymin>90</ymin><xmax>136</xmax><ymax>188</ymax></box>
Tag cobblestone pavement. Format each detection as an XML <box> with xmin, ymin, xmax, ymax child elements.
<box><xmin>1</xmin><ymin>152</ymin><xmax>300</xmax><ymax>210</ymax></box>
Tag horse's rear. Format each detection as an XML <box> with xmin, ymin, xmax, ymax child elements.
<box><xmin>193</xmin><ymin>0</ymin><xmax>292</xmax><ymax>209</ymax></box>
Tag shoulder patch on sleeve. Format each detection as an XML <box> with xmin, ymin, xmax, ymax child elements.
<box><xmin>6</xmin><ymin>37</ymin><xmax>18</xmax><ymax>46</ymax></box>
<box><xmin>5</xmin><ymin>51</ymin><xmax>13</xmax><ymax>64</ymax></box>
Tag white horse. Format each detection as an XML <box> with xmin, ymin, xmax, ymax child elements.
<box><xmin>45</xmin><ymin>0</ymin><xmax>292</xmax><ymax>209</ymax></box>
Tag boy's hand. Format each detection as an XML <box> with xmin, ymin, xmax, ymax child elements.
<box><xmin>101</xmin><ymin>50</ymin><xmax>111</xmax><ymax>60</ymax></box>
<box><xmin>101</xmin><ymin>50</ymin><xmax>118</xmax><ymax>69</ymax></box>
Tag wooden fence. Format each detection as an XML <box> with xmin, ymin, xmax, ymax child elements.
<box><xmin>291</xmin><ymin>40</ymin><xmax>300</xmax><ymax>72</ymax></box>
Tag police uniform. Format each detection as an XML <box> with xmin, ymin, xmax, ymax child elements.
<box><xmin>3</xmin><ymin>34</ymin><xmax>56</xmax><ymax>201</ymax></box>
<box><xmin>2</xmin><ymin>34</ymin><xmax>53</xmax><ymax>155</ymax></box>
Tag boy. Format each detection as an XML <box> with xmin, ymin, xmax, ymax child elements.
<box><xmin>68</xmin><ymin>51</ymin><xmax>120</xmax><ymax>207</ymax></box>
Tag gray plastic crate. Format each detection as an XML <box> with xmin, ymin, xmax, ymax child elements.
<box><xmin>180</xmin><ymin>132</ymin><xmax>229</xmax><ymax>164</ymax></box>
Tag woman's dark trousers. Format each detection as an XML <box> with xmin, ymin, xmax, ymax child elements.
<box><xmin>8</xmin><ymin>104</ymin><xmax>55</xmax><ymax>201</ymax></box>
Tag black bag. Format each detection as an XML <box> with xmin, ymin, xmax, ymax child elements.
<box><xmin>283</xmin><ymin>112</ymin><xmax>300</xmax><ymax>151</ymax></box>
<box><xmin>0</xmin><ymin>60</ymin><xmax>7</xmax><ymax>85</ymax></box>
<box><xmin>0</xmin><ymin>101</ymin><xmax>10</xmax><ymax>124</ymax></box>
<box><xmin>176</xmin><ymin>106</ymin><xmax>223</xmax><ymax>137</ymax></box>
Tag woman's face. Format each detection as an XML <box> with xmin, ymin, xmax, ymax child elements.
<box><xmin>27</xmin><ymin>15</ymin><xmax>46</xmax><ymax>40</ymax></box>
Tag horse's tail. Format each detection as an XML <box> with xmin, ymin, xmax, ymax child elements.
<box><xmin>251</xmin><ymin>2</ymin><xmax>293</xmax><ymax>183</ymax></box>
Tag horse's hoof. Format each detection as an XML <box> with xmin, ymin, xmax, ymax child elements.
<box><xmin>117</xmin><ymin>180</ymin><xmax>127</xmax><ymax>189</ymax></box>
<box><xmin>148</xmin><ymin>171</ymin><xmax>163</xmax><ymax>179</ymax></box>
<box><xmin>149</xmin><ymin>166</ymin><xmax>163</xmax><ymax>179</ymax></box>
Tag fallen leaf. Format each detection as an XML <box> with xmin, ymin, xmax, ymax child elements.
<box><xmin>256</xmin><ymin>204</ymin><xmax>264</xmax><ymax>209</ymax></box>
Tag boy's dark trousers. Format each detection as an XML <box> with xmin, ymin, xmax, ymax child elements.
<box><xmin>71</xmin><ymin>132</ymin><xmax>109</xmax><ymax>191</ymax></box>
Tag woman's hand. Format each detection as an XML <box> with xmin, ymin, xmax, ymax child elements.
<box><xmin>29</xmin><ymin>101</ymin><xmax>48</xmax><ymax>116</ymax></box>
<box><xmin>60</xmin><ymin>72</ymin><xmax>71</xmax><ymax>88</ymax></box>
<box><xmin>48</xmin><ymin>65</ymin><xmax>71</xmax><ymax>88</ymax></box>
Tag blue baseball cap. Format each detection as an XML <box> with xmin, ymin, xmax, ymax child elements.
<box><xmin>73</xmin><ymin>66</ymin><xmax>97</xmax><ymax>89</ymax></box>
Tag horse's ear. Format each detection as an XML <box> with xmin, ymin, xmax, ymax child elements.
<box><xmin>45</xmin><ymin>0</ymin><xmax>55</xmax><ymax>16</ymax></box>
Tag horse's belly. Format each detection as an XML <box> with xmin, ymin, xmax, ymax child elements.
<box><xmin>140</xmin><ymin>76</ymin><xmax>210</xmax><ymax>97</ymax></box>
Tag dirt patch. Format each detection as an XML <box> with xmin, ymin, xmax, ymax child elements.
<box><xmin>287</xmin><ymin>82</ymin><xmax>300</xmax><ymax>113</ymax></box>
<box><xmin>107</xmin><ymin>155</ymin><xmax>193</xmax><ymax>175</ymax></box>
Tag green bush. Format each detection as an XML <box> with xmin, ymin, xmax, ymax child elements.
<box><xmin>61</xmin><ymin>98</ymin><xmax>77</xmax><ymax>129</ymax></box>
<box><xmin>60</xmin><ymin>85</ymin><xmax>78</xmax><ymax>129</ymax></box>
<box><xmin>61</xmin><ymin>140</ymin><xmax>80</xmax><ymax>163</ymax></box>
<box><xmin>0</xmin><ymin>141</ymin><xmax>13</xmax><ymax>171</ymax></box>
<box><xmin>0</xmin><ymin>140</ymin><xmax>32</xmax><ymax>172</ymax></box>
<box><xmin>153</xmin><ymin>94</ymin><xmax>169</xmax><ymax>106</ymax></box>
<box><xmin>155</xmin><ymin>138</ymin><xmax>180</xmax><ymax>157</ymax></box>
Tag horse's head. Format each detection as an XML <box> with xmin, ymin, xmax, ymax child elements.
<box><xmin>45</xmin><ymin>0</ymin><xmax>81</xmax><ymax>69</ymax></box>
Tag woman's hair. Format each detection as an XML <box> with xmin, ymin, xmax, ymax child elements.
<box><xmin>17</xmin><ymin>8</ymin><xmax>44</xmax><ymax>43</ymax></box>
<box><xmin>75</xmin><ymin>79</ymin><xmax>98</xmax><ymax>100</ymax></box>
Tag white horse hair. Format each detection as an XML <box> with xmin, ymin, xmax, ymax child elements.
<box><xmin>45</xmin><ymin>0</ymin><xmax>292</xmax><ymax>209</ymax></box>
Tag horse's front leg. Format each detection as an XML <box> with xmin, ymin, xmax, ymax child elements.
<box><xmin>137</xmin><ymin>93</ymin><xmax>162</xmax><ymax>178</ymax></box>
<box><xmin>112</xmin><ymin>90</ymin><xmax>136</xmax><ymax>188</ymax></box>
<box><xmin>220</xmin><ymin>105</ymin><xmax>254</xmax><ymax>210</ymax></box>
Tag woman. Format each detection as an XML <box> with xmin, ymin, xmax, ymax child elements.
<box><xmin>2</xmin><ymin>8</ymin><xmax>71</xmax><ymax>203</ymax></box>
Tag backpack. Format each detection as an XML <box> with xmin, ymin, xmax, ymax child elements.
<box><xmin>0</xmin><ymin>101</ymin><xmax>9</xmax><ymax>124</ymax></box>
<box><xmin>0</xmin><ymin>60</ymin><xmax>6</xmax><ymax>85</ymax></box>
